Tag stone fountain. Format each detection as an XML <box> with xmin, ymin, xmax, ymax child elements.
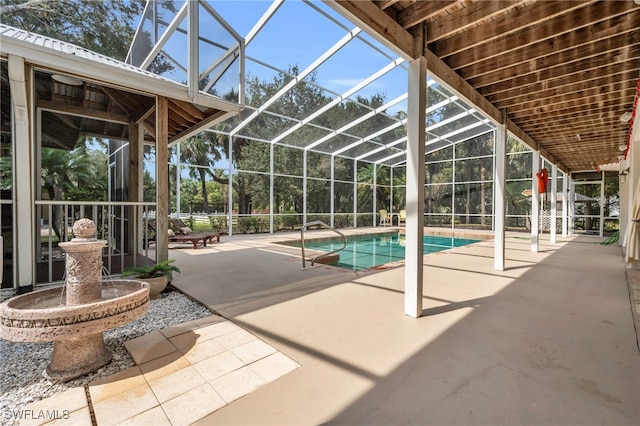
<box><xmin>0</xmin><ymin>219</ymin><xmax>149</xmax><ymax>382</ymax></box>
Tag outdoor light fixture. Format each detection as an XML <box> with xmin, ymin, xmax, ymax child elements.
<box><xmin>620</xmin><ymin>111</ymin><xmax>633</xmax><ymax>123</ymax></box>
<box><xmin>51</xmin><ymin>74</ymin><xmax>83</xmax><ymax>86</ymax></box>
<box><xmin>620</xmin><ymin>174</ymin><xmax>627</xmax><ymax>184</ymax></box>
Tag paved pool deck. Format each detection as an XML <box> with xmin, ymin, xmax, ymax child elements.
<box><xmin>19</xmin><ymin>228</ymin><xmax>640</xmax><ymax>425</ymax></box>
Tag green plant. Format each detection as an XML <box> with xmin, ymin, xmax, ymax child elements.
<box><xmin>121</xmin><ymin>259</ymin><xmax>181</xmax><ymax>281</ymax></box>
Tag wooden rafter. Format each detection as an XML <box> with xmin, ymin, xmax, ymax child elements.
<box><xmin>331</xmin><ymin>0</ymin><xmax>639</xmax><ymax>171</ymax></box>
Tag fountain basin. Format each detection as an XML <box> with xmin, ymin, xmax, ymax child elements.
<box><xmin>0</xmin><ymin>280</ymin><xmax>150</xmax><ymax>343</ymax></box>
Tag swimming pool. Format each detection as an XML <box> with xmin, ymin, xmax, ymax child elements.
<box><xmin>302</xmin><ymin>233</ymin><xmax>480</xmax><ymax>271</ymax></box>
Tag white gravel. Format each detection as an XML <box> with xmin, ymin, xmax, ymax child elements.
<box><xmin>0</xmin><ymin>291</ymin><xmax>212</xmax><ymax>425</ymax></box>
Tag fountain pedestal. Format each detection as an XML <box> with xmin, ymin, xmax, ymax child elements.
<box><xmin>46</xmin><ymin>334</ymin><xmax>111</xmax><ymax>381</ymax></box>
<box><xmin>0</xmin><ymin>219</ymin><xmax>150</xmax><ymax>382</ymax></box>
<box><xmin>47</xmin><ymin>220</ymin><xmax>112</xmax><ymax>381</ymax></box>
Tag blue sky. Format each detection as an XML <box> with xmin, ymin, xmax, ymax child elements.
<box><xmin>136</xmin><ymin>0</ymin><xmax>414</xmax><ymax>177</ymax></box>
<box><xmin>139</xmin><ymin>0</ymin><xmax>408</xmax><ymax>108</ymax></box>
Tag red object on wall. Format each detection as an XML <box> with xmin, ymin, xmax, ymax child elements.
<box><xmin>536</xmin><ymin>169</ymin><xmax>548</xmax><ymax>193</ymax></box>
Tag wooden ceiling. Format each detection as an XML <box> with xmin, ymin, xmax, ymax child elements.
<box><xmin>332</xmin><ymin>0</ymin><xmax>639</xmax><ymax>172</ymax></box>
<box><xmin>31</xmin><ymin>70</ymin><xmax>228</xmax><ymax>150</ymax></box>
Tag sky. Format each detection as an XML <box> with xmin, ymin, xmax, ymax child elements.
<box><xmin>132</xmin><ymin>0</ymin><xmax>491</xmax><ymax>178</ymax></box>
<box><xmin>133</xmin><ymin>0</ymin><xmax>409</xmax><ymax>112</ymax></box>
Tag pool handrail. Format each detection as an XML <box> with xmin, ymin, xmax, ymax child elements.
<box><xmin>300</xmin><ymin>220</ymin><xmax>347</xmax><ymax>269</ymax></box>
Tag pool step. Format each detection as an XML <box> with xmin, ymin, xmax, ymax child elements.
<box><xmin>305</xmin><ymin>250</ymin><xmax>340</xmax><ymax>266</ymax></box>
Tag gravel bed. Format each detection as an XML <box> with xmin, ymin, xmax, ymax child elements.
<box><xmin>0</xmin><ymin>291</ymin><xmax>212</xmax><ymax>425</ymax></box>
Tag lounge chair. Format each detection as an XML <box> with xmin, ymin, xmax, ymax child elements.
<box><xmin>169</xmin><ymin>218</ymin><xmax>222</xmax><ymax>249</ymax></box>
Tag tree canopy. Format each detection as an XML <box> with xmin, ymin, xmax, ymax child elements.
<box><xmin>0</xmin><ymin>0</ymin><xmax>144</xmax><ymax>60</ymax></box>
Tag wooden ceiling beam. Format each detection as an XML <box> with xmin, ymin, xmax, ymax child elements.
<box><xmin>476</xmin><ymin>40</ymin><xmax>640</xmax><ymax>95</ymax></box>
<box><xmin>533</xmin><ymin>131</ymin><xmax>625</xmax><ymax>143</ymax></box>
<box><xmin>423</xmin><ymin>44</ymin><xmax>563</xmax><ymax>169</ymax></box>
<box><xmin>167</xmin><ymin>115</ymin><xmax>182</xmax><ymax>134</ymax></box>
<box><xmin>488</xmin><ymin>71</ymin><xmax>639</xmax><ymax>109</ymax></box>
<box><xmin>522</xmin><ymin>122</ymin><xmax>626</xmax><ymax>138</ymax></box>
<box><xmin>168</xmin><ymin>109</ymin><xmax>191</xmax><ymax>129</ymax></box>
<box><xmin>169</xmin><ymin>110</ymin><xmax>237</xmax><ymax>145</ymax></box>
<box><xmin>101</xmin><ymin>86</ymin><xmax>154</xmax><ymax>122</ymax></box>
<box><xmin>427</xmin><ymin>0</ymin><xmax>522</xmax><ymax>43</ymax></box>
<box><xmin>143</xmin><ymin>115</ymin><xmax>156</xmax><ymax>140</ymax></box>
<box><xmin>457</xmin><ymin>14</ymin><xmax>638</xmax><ymax>80</ymax></box>
<box><xmin>37</xmin><ymin>99</ymin><xmax>130</xmax><ymax>124</ymax></box>
<box><xmin>510</xmin><ymin>98</ymin><xmax>626</xmax><ymax>122</ymax></box>
<box><xmin>517</xmin><ymin>107</ymin><xmax>629</xmax><ymax>128</ymax></box>
<box><xmin>431</xmin><ymin>0</ymin><xmax>597</xmax><ymax>59</ymax></box>
<box><xmin>397</xmin><ymin>0</ymin><xmax>457</xmax><ymax>29</ymax></box>
<box><xmin>526</xmin><ymin>123</ymin><xmax>628</xmax><ymax>140</ymax></box>
<box><xmin>168</xmin><ymin>99</ymin><xmax>199</xmax><ymax>124</ymax></box>
<box><xmin>374</xmin><ymin>0</ymin><xmax>401</xmax><ymax>11</ymax></box>
<box><xmin>328</xmin><ymin>0</ymin><xmax>415</xmax><ymax>59</ymax></box>
<box><xmin>500</xmin><ymin>82</ymin><xmax>636</xmax><ymax>115</ymax></box>
<box><xmin>169</xmin><ymin>98</ymin><xmax>206</xmax><ymax>121</ymax></box>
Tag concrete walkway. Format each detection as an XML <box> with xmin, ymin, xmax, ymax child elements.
<box><xmin>18</xmin><ymin>229</ymin><xmax>640</xmax><ymax>425</ymax></box>
<box><xmin>167</xmin><ymin>230</ymin><xmax>640</xmax><ymax>425</ymax></box>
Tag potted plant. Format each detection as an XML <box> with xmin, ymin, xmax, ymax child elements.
<box><xmin>121</xmin><ymin>259</ymin><xmax>181</xmax><ymax>299</ymax></box>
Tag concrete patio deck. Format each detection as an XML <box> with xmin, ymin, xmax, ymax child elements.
<box><xmin>20</xmin><ymin>228</ymin><xmax>640</xmax><ymax>425</ymax></box>
<box><xmin>173</xmin><ymin>229</ymin><xmax>639</xmax><ymax>425</ymax></box>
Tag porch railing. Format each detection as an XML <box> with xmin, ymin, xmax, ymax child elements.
<box><xmin>35</xmin><ymin>201</ymin><xmax>156</xmax><ymax>285</ymax></box>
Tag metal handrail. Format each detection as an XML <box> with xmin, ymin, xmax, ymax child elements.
<box><xmin>301</xmin><ymin>220</ymin><xmax>347</xmax><ymax>269</ymax></box>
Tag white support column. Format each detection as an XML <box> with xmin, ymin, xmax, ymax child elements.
<box><xmin>569</xmin><ymin>177</ymin><xmax>575</xmax><ymax>234</ymax></box>
<box><xmin>550</xmin><ymin>164</ymin><xmax>558</xmax><ymax>243</ymax></box>
<box><xmin>623</xmin><ymin>121</ymin><xmax>640</xmax><ymax>251</ymax></box>
<box><xmin>404</xmin><ymin>56</ymin><xmax>426</xmax><ymax>318</ymax></box>
<box><xmin>562</xmin><ymin>171</ymin><xmax>568</xmax><ymax>237</ymax></box>
<box><xmin>599</xmin><ymin>172</ymin><xmax>605</xmax><ymax>238</ymax></box>
<box><xmin>175</xmin><ymin>142</ymin><xmax>181</xmax><ymax>217</ymax></box>
<box><xmin>187</xmin><ymin>0</ymin><xmax>199</xmax><ymax>101</ymax></box>
<box><xmin>227</xmin><ymin>134</ymin><xmax>234</xmax><ymax>235</ymax></box>
<box><xmin>390</xmin><ymin>167</ymin><xmax>394</xmax><ymax>213</ymax></box>
<box><xmin>531</xmin><ymin>151</ymin><xmax>540</xmax><ymax>252</ymax></box>
<box><xmin>353</xmin><ymin>159</ymin><xmax>357</xmax><ymax>228</ymax></box>
<box><xmin>330</xmin><ymin>155</ymin><xmax>335</xmax><ymax>228</ymax></box>
<box><xmin>269</xmin><ymin>143</ymin><xmax>274</xmax><ymax>233</ymax></box>
<box><xmin>137</xmin><ymin>124</ymin><xmax>145</xmax><ymax>254</ymax></box>
<box><xmin>303</xmin><ymin>150</ymin><xmax>307</xmax><ymax>225</ymax></box>
<box><xmin>623</xmin><ymin>132</ymin><xmax>639</xmax><ymax>246</ymax></box>
<box><xmin>494</xmin><ymin>114</ymin><xmax>507</xmax><ymax>271</ymax></box>
<box><xmin>373</xmin><ymin>164</ymin><xmax>377</xmax><ymax>223</ymax></box>
<box><xmin>9</xmin><ymin>55</ymin><xmax>34</xmax><ymax>291</ymax></box>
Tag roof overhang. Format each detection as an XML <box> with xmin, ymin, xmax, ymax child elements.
<box><xmin>0</xmin><ymin>25</ymin><xmax>242</xmax><ymax>114</ymax></box>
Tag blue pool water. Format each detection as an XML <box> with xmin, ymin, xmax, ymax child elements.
<box><xmin>304</xmin><ymin>233</ymin><xmax>480</xmax><ymax>271</ymax></box>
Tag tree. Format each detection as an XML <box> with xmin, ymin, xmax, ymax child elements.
<box><xmin>1</xmin><ymin>0</ymin><xmax>145</xmax><ymax>61</ymax></box>
<box><xmin>40</xmin><ymin>141</ymin><xmax>106</xmax><ymax>240</ymax></box>
<box><xmin>180</xmin><ymin>134</ymin><xmax>222</xmax><ymax>213</ymax></box>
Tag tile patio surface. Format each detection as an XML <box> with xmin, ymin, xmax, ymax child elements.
<box><xmin>19</xmin><ymin>228</ymin><xmax>640</xmax><ymax>425</ymax></box>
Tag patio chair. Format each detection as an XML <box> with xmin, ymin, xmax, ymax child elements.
<box><xmin>169</xmin><ymin>218</ymin><xmax>222</xmax><ymax>249</ymax></box>
<box><xmin>379</xmin><ymin>209</ymin><xmax>391</xmax><ymax>226</ymax></box>
<box><xmin>170</xmin><ymin>218</ymin><xmax>193</xmax><ymax>235</ymax></box>
<box><xmin>144</xmin><ymin>221</ymin><xmax>157</xmax><ymax>248</ymax></box>
<box><xmin>398</xmin><ymin>210</ymin><xmax>406</xmax><ymax>226</ymax></box>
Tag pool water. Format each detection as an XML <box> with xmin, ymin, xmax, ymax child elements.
<box><xmin>305</xmin><ymin>233</ymin><xmax>479</xmax><ymax>271</ymax></box>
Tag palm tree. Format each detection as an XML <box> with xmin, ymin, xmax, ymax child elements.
<box><xmin>41</xmin><ymin>144</ymin><xmax>102</xmax><ymax>240</ymax></box>
<box><xmin>180</xmin><ymin>134</ymin><xmax>220</xmax><ymax>213</ymax></box>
